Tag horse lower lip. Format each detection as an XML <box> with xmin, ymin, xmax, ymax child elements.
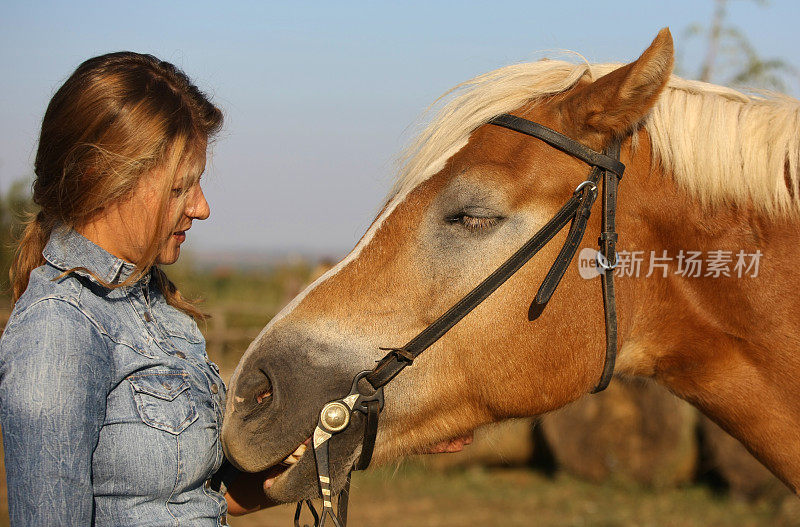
<box><xmin>262</xmin><ymin>463</ymin><xmax>291</xmax><ymax>489</ymax></box>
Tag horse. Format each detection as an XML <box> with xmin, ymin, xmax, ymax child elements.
<box><xmin>221</xmin><ymin>28</ymin><xmax>800</xmax><ymax>507</ymax></box>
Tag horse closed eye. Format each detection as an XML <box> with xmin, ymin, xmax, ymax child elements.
<box><xmin>448</xmin><ymin>214</ymin><xmax>502</xmax><ymax>233</ymax></box>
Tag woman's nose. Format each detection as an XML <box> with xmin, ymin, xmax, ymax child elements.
<box><xmin>186</xmin><ymin>184</ymin><xmax>210</xmax><ymax>220</ymax></box>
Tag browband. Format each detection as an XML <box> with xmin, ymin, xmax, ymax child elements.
<box><xmin>488</xmin><ymin>114</ymin><xmax>625</xmax><ymax>176</ymax></box>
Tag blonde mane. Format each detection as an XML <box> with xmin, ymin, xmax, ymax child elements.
<box><xmin>392</xmin><ymin>59</ymin><xmax>800</xmax><ymax>217</ymax></box>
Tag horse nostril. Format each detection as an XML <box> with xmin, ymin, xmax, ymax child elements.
<box><xmin>256</xmin><ymin>388</ymin><xmax>272</xmax><ymax>404</ymax></box>
<box><xmin>234</xmin><ymin>364</ymin><xmax>275</xmax><ymax>411</ymax></box>
<box><xmin>255</xmin><ymin>371</ymin><xmax>273</xmax><ymax>405</ymax></box>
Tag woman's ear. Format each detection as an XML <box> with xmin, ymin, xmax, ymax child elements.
<box><xmin>559</xmin><ymin>27</ymin><xmax>674</xmax><ymax>150</ymax></box>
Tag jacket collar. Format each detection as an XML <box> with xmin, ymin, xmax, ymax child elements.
<box><xmin>42</xmin><ymin>226</ymin><xmax>148</xmax><ymax>287</ymax></box>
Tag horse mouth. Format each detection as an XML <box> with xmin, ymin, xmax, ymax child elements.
<box><xmin>264</xmin><ymin>437</ymin><xmax>311</xmax><ymax>490</ymax></box>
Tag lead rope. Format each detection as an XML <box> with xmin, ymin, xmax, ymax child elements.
<box><xmin>295</xmin><ymin>115</ymin><xmax>624</xmax><ymax>526</ymax></box>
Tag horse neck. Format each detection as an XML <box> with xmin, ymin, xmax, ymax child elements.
<box><xmin>612</xmin><ymin>129</ymin><xmax>800</xmax><ymax>493</ymax></box>
<box><xmin>614</xmin><ymin>130</ymin><xmax>800</xmax><ymax>379</ymax></box>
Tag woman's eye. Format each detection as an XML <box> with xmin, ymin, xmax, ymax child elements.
<box><xmin>171</xmin><ymin>187</ymin><xmax>185</xmax><ymax>198</ymax></box>
<box><xmin>448</xmin><ymin>214</ymin><xmax>502</xmax><ymax>233</ymax></box>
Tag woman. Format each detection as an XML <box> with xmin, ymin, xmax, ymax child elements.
<box><xmin>0</xmin><ymin>52</ymin><xmax>268</xmax><ymax>525</ymax></box>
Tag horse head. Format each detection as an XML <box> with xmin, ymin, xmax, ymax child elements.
<box><xmin>222</xmin><ymin>29</ymin><xmax>676</xmax><ymax>502</ymax></box>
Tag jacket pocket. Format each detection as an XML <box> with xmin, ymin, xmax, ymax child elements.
<box><xmin>129</xmin><ymin>370</ymin><xmax>198</xmax><ymax>434</ymax></box>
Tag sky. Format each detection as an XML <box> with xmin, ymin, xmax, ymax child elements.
<box><xmin>2</xmin><ymin>0</ymin><xmax>799</xmax><ymax>258</ymax></box>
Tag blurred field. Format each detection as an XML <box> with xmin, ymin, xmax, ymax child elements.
<box><xmin>0</xmin><ymin>259</ymin><xmax>798</xmax><ymax>526</ymax></box>
<box><xmin>233</xmin><ymin>464</ymin><xmax>799</xmax><ymax>527</ymax></box>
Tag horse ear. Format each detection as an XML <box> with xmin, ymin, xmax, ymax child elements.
<box><xmin>559</xmin><ymin>28</ymin><xmax>674</xmax><ymax>150</ymax></box>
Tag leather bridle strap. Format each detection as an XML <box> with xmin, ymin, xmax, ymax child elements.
<box><xmin>300</xmin><ymin>115</ymin><xmax>625</xmax><ymax>527</ymax></box>
<box><xmin>366</xmin><ymin>115</ymin><xmax>624</xmax><ymax>393</ymax></box>
<box><xmin>354</xmin><ymin>400</ymin><xmax>380</xmax><ymax>470</ymax></box>
<box><xmin>489</xmin><ymin>114</ymin><xmax>625</xmax><ymax>176</ymax></box>
<box><xmin>365</xmin><ymin>188</ymin><xmax>588</xmax><ymax>389</ymax></box>
<box><xmin>533</xmin><ymin>165</ymin><xmax>601</xmax><ymax>310</ymax></box>
<box><xmin>593</xmin><ymin>140</ymin><xmax>621</xmax><ymax>392</ymax></box>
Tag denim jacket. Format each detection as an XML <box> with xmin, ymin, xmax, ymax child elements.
<box><xmin>0</xmin><ymin>227</ymin><xmax>229</xmax><ymax>526</ymax></box>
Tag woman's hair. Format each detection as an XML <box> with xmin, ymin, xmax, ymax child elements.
<box><xmin>10</xmin><ymin>52</ymin><xmax>223</xmax><ymax>318</ymax></box>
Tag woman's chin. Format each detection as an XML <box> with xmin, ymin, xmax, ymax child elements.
<box><xmin>157</xmin><ymin>246</ymin><xmax>181</xmax><ymax>265</ymax></box>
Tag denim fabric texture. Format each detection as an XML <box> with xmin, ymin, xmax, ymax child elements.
<box><xmin>0</xmin><ymin>226</ymin><xmax>229</xmax><ymax>526</ymax></box>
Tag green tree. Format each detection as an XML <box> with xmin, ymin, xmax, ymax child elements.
<box><xmin>684</xmin><ymin>0</ymin><xmax>797</xmax><ymax>92</ymax></box>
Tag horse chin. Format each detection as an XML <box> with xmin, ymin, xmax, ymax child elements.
<box><xmin>260</xmin><ymin>429</ymin><xmax>364</xmax><ymax>504</ymax></box>
<box><xmin>263</xmin><ymin>452</ymin><xmax>321</xmax><ymax>502</ymax></box>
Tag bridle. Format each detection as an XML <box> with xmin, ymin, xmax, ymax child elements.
<box><xmin>294</xmin><ymin>113</ymin><xmax>625</xmax><ymax>527</ymax></box>
<box><xmin>295</xmin><ymin>114</ymin><xmax>625</xmax><ymax>526</ymax></box>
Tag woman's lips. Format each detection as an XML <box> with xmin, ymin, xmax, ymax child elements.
<box><xmin>172</xmin><ymin>230</ymin><xmax>186</xmax><ymax>242</ymax></box>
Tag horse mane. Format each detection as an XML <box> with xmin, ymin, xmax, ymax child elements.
<box><xmin>391</xmin><ymin>59</ymin><xmax>800</xmax><ymax>217</ymax></box>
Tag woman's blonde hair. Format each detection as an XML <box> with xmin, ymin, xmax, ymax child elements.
<box><xmin>10</xmin><ymin>52</ymin><xmax>223</xmax><ymax>318</ymax></box>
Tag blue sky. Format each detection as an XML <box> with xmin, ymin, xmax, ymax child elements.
<box><xmin>2</xmin><ymin>1</ymin><xmax>799</xmax><ymax>256</ymax></box>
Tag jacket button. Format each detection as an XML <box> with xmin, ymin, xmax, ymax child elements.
<box><xmin>203</xmin><ymin>479</ymin><xmax>211</xmax><ymax>489</ymax></box>
<box><xmin>175</xmin><ymin>351</ymin><xmax>186</xmax><ymax>359</ymax></box>
<box><xmin>210</xmin><ymin>383</ymin><xmax>219</xmax><ymax>394</ymax></box>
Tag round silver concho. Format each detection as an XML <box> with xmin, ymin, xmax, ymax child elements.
<box><xmin>320</xmin><ymin>401</ymin><xmax>351</xmax><ymax>433</ymax></box>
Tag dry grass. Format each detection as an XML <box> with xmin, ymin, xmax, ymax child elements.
<box><xmin>0</xmin><ymin>459</ymin><xmax>796</xmax><ymax>526</ymax></box>
<box><xmin>229</xmin><ymin>464</ymin><xmax>799</xmax><ymax>527</ymax></box>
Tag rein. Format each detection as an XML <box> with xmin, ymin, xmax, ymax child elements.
<box><xmin>295</xmin><ymin>114</ymin><xmax>625</xmax><ymax>527</ymax></box>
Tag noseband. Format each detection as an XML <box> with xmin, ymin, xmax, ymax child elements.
<box><xmin>295</xmin><ymin>114</ymin><xmax>625</xmax><ymax>526</ymax></box>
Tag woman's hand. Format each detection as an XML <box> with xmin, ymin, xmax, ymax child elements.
<box><xmin>224</xmin><ymin>466</ymin><xmax>284</xmax><ymax>516</ymax></box>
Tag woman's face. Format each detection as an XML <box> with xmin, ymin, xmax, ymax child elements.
<box><xmin>80</xmin><ymin>152</ymin><xmax>211</xmax><ymax>266</ymax></box>
<box><xmin>155</xmin><ymin>170</ymin><xmax>211</xmax><ymax>265</ymax></box>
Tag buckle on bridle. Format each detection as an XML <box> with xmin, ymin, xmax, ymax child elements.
<box><xmin>378</xmin><ymin>346</ymin><xmax>415</xmax><ymax>364</ymax></box>
<box><xmin>573</xmin><ymin>180</ymin><xmax>598</xmax><ymax>196</ymax></box>
<box><xmin>596</xmin><ymin>250</ymin><xmax>618</xmax><ymax>270</ymax></box>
